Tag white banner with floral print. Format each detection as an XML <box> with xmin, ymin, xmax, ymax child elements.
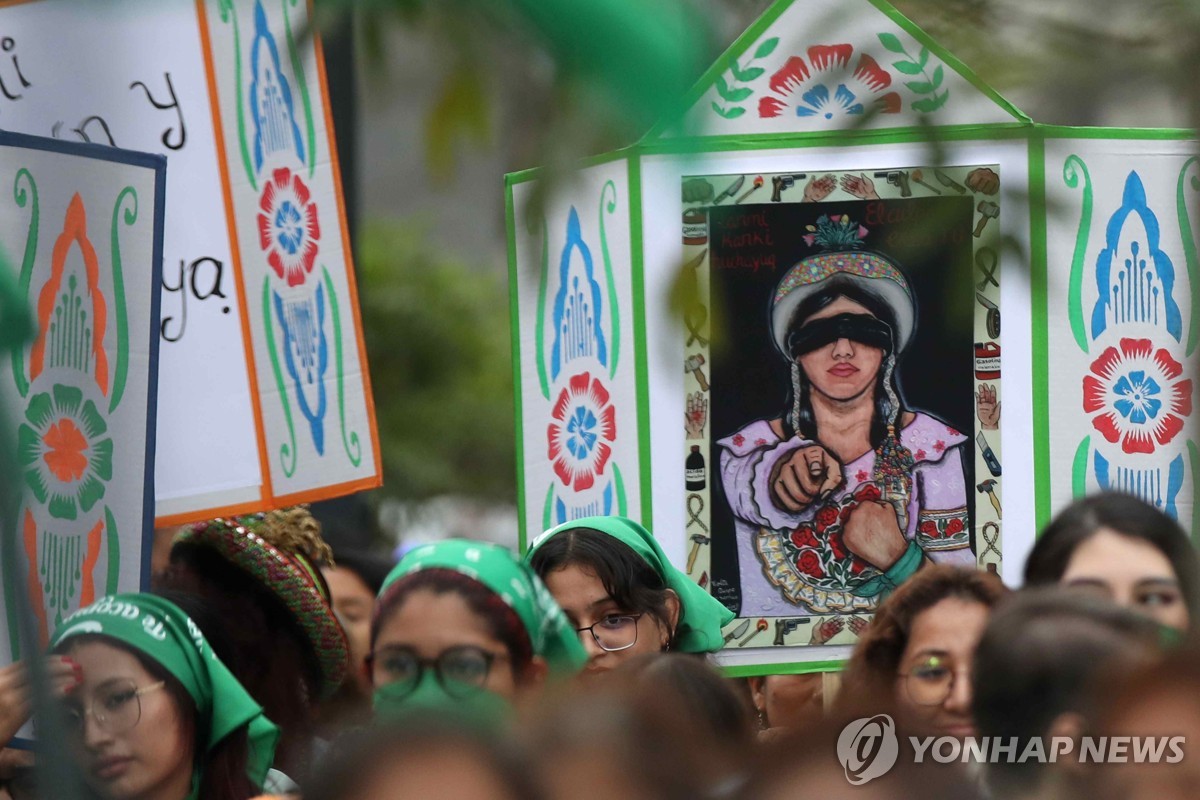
<box><xmin>509</xmin><ymin>160</ymin><xmax>644</xmax><ymax>546</ymax></box>
<box><xmin>0</xmin><ymin>132</ymin><xmax>164</xmax><ymax>674</ymax></box>
<box><xmin>1044</xmin><ymin>138</ymin><xmax>1199</xmax><ymax>532</ymax></box>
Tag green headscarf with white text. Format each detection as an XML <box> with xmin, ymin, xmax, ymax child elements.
<box><xmin>527</xmin><ymin>516</ymin><xmax>736</xmax><ymax>653</ymax></box>
<box><xmin>49</xmin><ymin>594</ymin><xmax>279</xmax><ymax>799</ymax></box>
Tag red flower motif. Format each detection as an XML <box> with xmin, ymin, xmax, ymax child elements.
<box><xmin>815</xmin><ymin>505</ymin><xmax>839</xmax><ymax>532</ymax></box>
<box><xmin>546</xmin><ymin>372</ymin><xmax>617</xmax><ymax>491</ymax></box>
<box><xmin>933</xmin><ymin>440</ymin><xmax>946</xmax><ymax>453</ymax></box>
<box><xmin>945</xmin><ymin>517</ymin><xmax>965</xmax><ymax>536</ymax></box>
<box><xmin>919</xmin><ymin>520</ymin><xmax>939</xmax><ymax>538</ymax></box>
<box><xmin>1083</xmin><ymin>338</ymin><xmax>1193</xmax><ymax>455</ymax></box>
<box><xmin>796</xmin><ymin>550</ymin><xmax>825</xmax><ymax>578</ymax></box>
<box><xmin>754</xmin><ymin>438</ymin><xmax>767</xmax><ymax>446</ymax></box>
<box><xmin>43</xmin><ymin>418</ymin><xmax>88</xmax><ymax>483</ymax></box>
<box><xmin>791</xmin><ymin>527</ymin><xmax>819</xmax><ymax>549</ymax></box>
<box><xmin>855</xmin><ymin>484</ymin><xmax>881</xmax><ymax>502</ymax></box>
<box><xmin>829</xmin><ymin>530</ymin><xmax>848</xmax><ymax>560</ymax></box>
<box><xmin>914</xmin><ymin>449</ymin><xmax>927</xmax><ymax>460</ymax></box>
<box><xmin>732</xmin><ymin>434</ymin><xmax>745</xmax><ymax>447</ymax></box>
<box><xmin>257</xmin><ymin>167</ymin><xmax>321</xmax><ymax>287</ymax></box>
<box><xmin>758</xmin><ymin>44</ymin><xmax>901</xmax><ymax>120</ymax></box>
<box><xmin>855</xmin><ymin>470</ymin><xmax>869</xmax><ymax>482</ymax></box>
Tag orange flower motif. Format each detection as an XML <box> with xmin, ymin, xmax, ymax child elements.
<box><xmin>43</xmin><ymin>418</ymin><xmax>88</xmax><ymax>482</ymax></box>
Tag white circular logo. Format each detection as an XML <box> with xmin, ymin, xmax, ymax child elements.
<box><xmin>837</xmin><ymin>714</ymin><xmax>899</xmax><ymax>785</ymax></box>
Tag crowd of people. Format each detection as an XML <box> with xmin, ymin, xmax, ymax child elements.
<box><xmin>0</xmin><ymin>492</ymin><xmax>1198</xmax><ymax>799</ymax></box>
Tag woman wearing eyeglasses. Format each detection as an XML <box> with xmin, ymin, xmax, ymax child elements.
<box><xmin>368</xmin><ymin>539</ymin><xmax>585</xmax><ymax>722</ymax></box>
<box><xmin>838</xmin><ymin>565</ymin><xmax>1008</xmax><ymax>738</ymax></box>
<box><xmin>47</xmin><ymin>593</ymin><xmax>278</xmax><ymax>800</ymax></box>
<box><xmin>526</xmin><ymin>517</ymin><xmax>735</xmax><ymax>675</ymax></box>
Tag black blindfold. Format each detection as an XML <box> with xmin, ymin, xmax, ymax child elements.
<box><xmin>787</xmin><ymin>313</ymin><xmax>894</xmax><ymax>358</ymax></box>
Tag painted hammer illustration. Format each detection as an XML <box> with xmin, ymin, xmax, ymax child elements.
<box><xmin>974</xmin><ymin>201</ymin><xmax>1000</xmax><ymax>237</ymax></box>
<box><xmin>738</xmin><ymin>619</ymin><xmax>770</xmax><ymax>647</ymax></box>
<box><xmin>687</xmin><ymin>533</ymin><xmax>710</xmax><ymax>574</ymax></box>
<box><xmin>977</xmin><ymin>479</ymin><xmax>1002</xmax><ymax>519</ymax></box>
<box><xmin>685</xmin><ymin>354</ymin><xmax>709</xmax><ymax>391</ymax></box>
<box><xmin>875</xmin><ymin>170</ymin><xmax>912</xmax><ymax>197</ymax></box>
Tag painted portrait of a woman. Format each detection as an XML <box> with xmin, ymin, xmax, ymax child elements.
<box><xmin>718</xmin><ymin>215</ymin><xmax>973</xmax><ymax>617</ymax></box>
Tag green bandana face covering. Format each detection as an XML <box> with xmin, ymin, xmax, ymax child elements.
<box><xmin>527</xmin><ymin>516</ymin><xmax>736</xmax><ymax>654</ymax></box>
<box><xmin>373</xmin><ymin>671</ymin><xmax>511</xmax><ymax>729</ymax></box>
<box><xmin>49</xmin><ymin>594</ymin><xmax>279</xmax><ymax>798</ymax></box>
<box><xmin>378</xmin><ymin>540</ymin><xmax>586</xmax><ymax>677</ymax></box>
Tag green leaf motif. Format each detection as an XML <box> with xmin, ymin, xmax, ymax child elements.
<box><xmin>911</xmin><ymin>92</ymin><xmax>949</xmax><ymax>113</ymax></box>
<box><xmin>730</xmin><ymin>62</ymin><xmax>753</xmax><ymax>82</ymax></box>
<box><xmin>892</xmin><ymin>60</ymin><xmax>923</xmax><ymax>75</ymax></box>
<box><xmin>877</xmin><ymin>32</ymin><xmax>906</xmax><ymax>54</ymax></box>
<box><xmin>739</xmin><ymin>66</ymin><xmax>764</xmax><ymax>82</ymax></box>
<box><xmin>715</xmin><ymin>75</ymin><xmax>736</xmax><ymax>101</ymax></box>
<box><xmin>754</xmin><ymin>37</ymin><xmax>779</xmax><ymax>59</ymax></box>
<box><xmin>727</xmin><ymin>87</ymin><xmax>753</xmax><ymax>102</ymax></box>
<box><xmin>931</xmin><ymin>64</ymin><xmax>945</xmax><ymax>89</ymax></box>
<box><xmin>918</xmin><ymin>47</ymin><xmax>930</xmax><ymax>69</ymax></box>
<box><xmin>906</xmin><ymin>80</ymin><xmax>934</xmax><ymax>94</ymax></box>
<box><xmin>711</xmin><ymin>101</ymin><xmax>746</xmax><ymax>119</ymax></box>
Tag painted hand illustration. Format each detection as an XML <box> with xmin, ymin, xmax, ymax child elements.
<box><xmin>810</xmin><ymin>617</ymin><xmax>844</xmax><ymax>645</ymax></box>
<box><xmin>685</xmin><ymin>391</ymin><xmax>708</xmax><ymax>439</ymax></box>
<box><xmin>769</xmin><ymin>445</ymin><xmax>844</xmax><ymax>512</ymax></box>
<box><xmin>966</xmin><ymin>167</ymin><xmax>1000</xmax><ymax>195</ymax></box>
<box><xmin>842</xmin><ymin>500</ymin><xmax>907</xmax><ymax>569</ymax></box>
<box><xmin>847</xmin><ymin>615</ymin><xmax>870</xmax><ymax>636</ymax></box>
<box><xmin>840</xmin><ymin>173</ymin><xmax>880</xmax><ymax>200</ymax></box>
<box><xmin>802</xmin><ymin>175</ymin><xmax>836</xmax><ymax>203</ymax></box>
<box><xmin>976</xmin><ymin>383</ymin><xmax>1000</xmax><ymax>430</ymax></box>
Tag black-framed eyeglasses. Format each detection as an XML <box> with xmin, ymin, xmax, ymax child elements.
<box><xmin>56</xmin><ymin>679</ymin><xmax>166</xmax><ymax>737</ymax></box>
<box><xmin>899</xmin><ymin>655</ymin><xmax>967</xmax><ymax>707</ymax></box>
<box><xmin>575</xmin><ymin>614</ymin><xmax>644</xmax><ymax>652</ymax></box>
<box><xmin>367</xmin><ymin>645</ymin><xmax>503</xmax><ymax>698</ymax></box>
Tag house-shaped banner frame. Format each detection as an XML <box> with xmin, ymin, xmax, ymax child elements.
<box><xmin>507</xmin><ymin>0</ymin><xmax>1199</xmax><ymax>672</ymax></box>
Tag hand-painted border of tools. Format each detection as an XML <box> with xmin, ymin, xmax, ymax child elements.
<box><xmin>680</xmin><ymin>164</ymin><xmax>1003</xmax><ymax>651</ymax></box>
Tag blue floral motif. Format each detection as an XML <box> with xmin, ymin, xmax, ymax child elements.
<box><xmin>1092</xmin><ymin>171</ymin><xmax>1181</xmax><ymax>341</ymax></box>
<box><xmin>250</xmin><ymin>0</ymin><xmax>306</xmax><ymax>172</ymax></box>
<box><xmin>1095</xmin><ymin>451</ymin><xmax>1184</xmax><ymax>519</ymax></box>
<box><xmin>550</xmin><ymin>208</ymin><xmax>607</xmax><ymax>380</ymax></box>
<box><xmin>274</xmin><ymin>285</ymin><xmax>328</xmax><ymax>454</ymax></box>
<box><xmin>275</xmin><ymin>200</ymin><xmax>304</xmax><ymax>255</ymax></box>
<box><xmin>565</xmin><ymin>405</ymin><xmax>599</xmax><ymax>459</ymax></box>
<box><xmin>1112</xmin><ymin>371</ymin><xmax>1162</xmax><ymax>424</ymax></box>
<box><xmin>795</xmin><ymin>84</ymin><xmax>864</xmax><ymax>119</ymax></box>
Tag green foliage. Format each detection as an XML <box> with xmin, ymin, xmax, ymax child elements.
<box><xmin>357</xmin><ymin>222</ymin><xmax>515</xmax><ymax>502</ymax></box>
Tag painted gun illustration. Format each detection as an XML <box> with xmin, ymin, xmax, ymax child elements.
<box><xmin>773</xmin><ymin>617</ymin><xmax>809</xmax><ymax>646</ymax></box>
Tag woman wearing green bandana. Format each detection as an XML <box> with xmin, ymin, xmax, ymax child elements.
<box><xmin>48</xmin><ymin>593</ymin><xmax>279</xmax><ymax>800</ymax></box>
<box><xmin>369</xmin><ymin>539</ymin><xmax>585</xmax><ymax>722</ymax></box>
<box><xmin>526</xmin><ymin>516</ymin><xmax>735</xmax><ymax>674</ymax></box>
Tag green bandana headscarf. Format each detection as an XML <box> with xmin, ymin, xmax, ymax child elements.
<box><xmin>49</xmin><ymin>594</ymin><xmax>280</xmax><ymax>798</ymax></box>
<box><xmin>527</xmin><ymin>515</ymin><xmax>736</xmax><ymax>654</ymax></box>
<box><xmin>380</xmin><ymin>539</ymin><xmax>587</xmax><ymax>676</ymax></box>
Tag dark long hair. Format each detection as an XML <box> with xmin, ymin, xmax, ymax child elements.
<box><xmin>528</xmin><ymin>528</ymin><xmax>679</xmax><ymax>650</ymax></box>
<box><xmin>371</xmin><ymin>569</ymin><xmax>536</xmax><ymax>681</ymax></box>
<box><xmin>781</xmin><ymin>276</ymin><xmax>907</xmax><ymax>452</ymax></box>
<box><xmin>53</xmin><ymin>634</ymin><xmax>258</xmax><ymax>800</ymax></box>
<box><xmin>1024</xmin><ymin>491</ymin><xmax>1200</xmax><ymax>619</ymax></box>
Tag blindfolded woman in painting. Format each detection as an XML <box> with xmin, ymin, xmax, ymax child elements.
<box><xmin>719</xmin><ymin>215</ymin><xmax>974</xmax><ymax>618</ymax></box>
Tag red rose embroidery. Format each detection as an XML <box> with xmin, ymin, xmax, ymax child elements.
<box><xmin>919</xmin><ymin>520</ymin><xmax>939</xmax><ymax>538</ymax></box>
<box><xmin>815</xmin><ymin>505</ymin><xmax>839</xmax><ymax>532</ymax></box>
<box><xmin>797</xmin><ymin>550</ymin><xmax>825</xmax><ymax>578</ymax></box>
<box><xmin>855</xmin><ymin>484</ymin><xmax>881</xmax><ymax>502</ymax></box>
<box><xmin>829</xmin><ymin>531</ymin><xmax>848</xmax><ymax>560</ymax></box>
<box><xmin>945</xmin><ymin>518</ymin><xmax>965</xmax><ymax>535</ymax></box>
<box><xmin>791</xmin><ymin>527</ymin><xmax>819</xmax><ymax>549</ymax></box>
